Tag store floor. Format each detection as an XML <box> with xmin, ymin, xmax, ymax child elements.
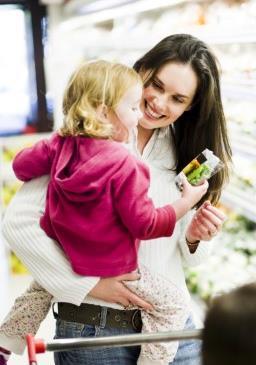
<box><xmin>5</xmin><ymin>274</ymin><xmax>54</xmax><ymax>365</ymax></box>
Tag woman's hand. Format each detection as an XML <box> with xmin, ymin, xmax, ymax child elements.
<box><xmin>89</xmin><ymin>272</ymin><xmax>153</xmax><ymax>311</ymax></box>
<box><xmin>186</xmin><ymin>201</ymin><xmax>226</xmax><ymax>243</ymax></box>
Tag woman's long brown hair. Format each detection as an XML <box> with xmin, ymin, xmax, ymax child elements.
<box><xmin>134</xmin><ymin>34</ymin><xmax>232</xmax><ymax>207</ymax></box>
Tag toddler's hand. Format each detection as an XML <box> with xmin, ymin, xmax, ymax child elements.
<box><xmin>180</xmin><ymin>173</ymin><xmax>208</xmax><ymax>209</ymax></box>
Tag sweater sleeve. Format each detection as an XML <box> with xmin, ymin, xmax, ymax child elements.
<box><xmin>12</xmin><ymin>135</ymin><xmax>57</xmax><ymax>182</ymax></box>
<box><xmin>2</xmin><ymin>176</ymin><xmax>99</xmax><ymax>305</ymax></box>
<box><xmin>178</xmin><ymin>210</ymin><xmax>212</xmax><ymax>266</ymax></box>
<box><xmin>114</xmin><ymin>157</ymin><xmax>176</xmax><ymax>240</ymax></box>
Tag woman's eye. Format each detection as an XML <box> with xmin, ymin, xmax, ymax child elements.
<box><xmin>173</xmin><ymin>96</ymin><xmax>184</xmax><ymax>104</ymax></box>
<box><xmin>152</xmin><ymin>80</ymin><xmax>163</xmax><ymax>91</ymax></box>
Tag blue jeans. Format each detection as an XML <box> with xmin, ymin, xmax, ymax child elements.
<box><xmin>171</xmin><ymin>316</ymin><xmax>201</xmax><ymax>365</ymax></box>
<box><xmin>54</xmin><ymin>309</ymin><xmax>201</xmax><ymax>365</ymax></box>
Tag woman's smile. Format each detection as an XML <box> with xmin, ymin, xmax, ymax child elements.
<box><xmin>144</xmin><ymin>101</ymin><xmax>165</xmax><ymax>120</ymax></box>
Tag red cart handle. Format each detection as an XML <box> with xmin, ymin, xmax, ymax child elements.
<box><xmin>26</xmin><ymin>334</ymin><xmax>46</xmax><ymax>365</ymax></box>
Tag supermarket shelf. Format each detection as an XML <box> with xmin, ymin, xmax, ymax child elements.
<box><xmin>221</xmin><ymin>84</ymin><xmax>256</xmax><ymax>101</ymax></box>
<box><xmin>221</xmin><ymin>185</ymin><xmax>256</xmax><ymax>223</ymax></box>
<box><xmin>0</xmin><ymin>165</ymin><xmax>17</xmax><ymax>181</ymax></box>
<box><xmin>57</xmin><ymin>33</ymin><xmax>256</xmax><ymax>53</ymax></box>
<box><xmin>231</xmin><ymin>134</ymin><xmax>256</xmax><ymax>158</ymax></box>
<box><xmin>62</xmin><ymin>0</ymin><xmax>256</xmax><ymax>45</ymax></box>
<box><xmin>63</xmin><ymin>0</ymin><xmax>190</xmax><ymax>17</ymax></box>
<box><xmin>222</xmin><ymin>79</ymin><xmax>256</xmax><ymax>88</ymax></box>
<box><xmin>201</xmin><ymin>32</ymin><xmax>256</xmax><ymax>45</ymax></box>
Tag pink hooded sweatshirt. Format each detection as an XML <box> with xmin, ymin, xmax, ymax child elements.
<box><xmin>13</xmin><ymin>133</ymin><xmax>176</xmax><ymax>277</ymax></box>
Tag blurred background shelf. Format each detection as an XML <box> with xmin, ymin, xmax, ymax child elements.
<box><xmin>231</xmin><ymin>134</ymin><xmax>256</xmax><ymax>157</ymax></box>
<box><xmin>221</xmin><ymin>186</ymin><xmax>256</xmax><ymax>223</ymax></box>
<box><xmin>222</xmin><ymin>84</ymin><xmax>256</xmax><ymax>101</ymax></box>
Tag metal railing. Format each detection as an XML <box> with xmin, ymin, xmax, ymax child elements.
<box><xmin>26</xmin><ymin>328</ymin><xmax>202</xmax><ymax>364</ymax></box>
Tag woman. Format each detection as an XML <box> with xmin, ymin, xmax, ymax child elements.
<box><xmin>2</xmin><ymin>34</ymin><xmax>231</xmax><ymax>365</ymax></box>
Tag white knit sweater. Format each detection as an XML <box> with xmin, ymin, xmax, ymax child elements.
<box><xmin>2</xmin><ymin>128</ymin><xmax>210</xmax><ymax>308</ymax></box>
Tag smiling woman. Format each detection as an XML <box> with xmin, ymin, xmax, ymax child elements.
<box><xmin>134</xmin><ymin>34</ymin><xmax>232</xmax><ymax>206</ymax></box>
<box><xmin>140</xmin><ymin>62</ymin><xmax>198</xmax><ymax>130</ymax></box>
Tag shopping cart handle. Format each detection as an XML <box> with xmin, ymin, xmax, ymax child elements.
<box><xmin>26</xmin><ymin>334</ymin><xmax>46</xmax><ymax>365</ymax></box>
<box><xmin>26</xmin><ymin>328</ymin><xmax>202</xmax><ymax>363</ymax></box>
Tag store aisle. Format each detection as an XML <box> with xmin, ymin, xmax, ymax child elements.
<box><xmin>5</xmin><ymin>275</ymin><xmax>54</xmax><ymax>365</ymax></box>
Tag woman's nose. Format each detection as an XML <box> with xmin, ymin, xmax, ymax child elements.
<box><xmin>152</xmin><ymin>94</ymin><xmax>167</xmax><ymax>113</ymax></box>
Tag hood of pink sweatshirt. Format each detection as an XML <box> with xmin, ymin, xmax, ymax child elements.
<box><xmin>52</xmin><ymin>136</ymin><xmax>130</xmax><ymax>203</ymax></box>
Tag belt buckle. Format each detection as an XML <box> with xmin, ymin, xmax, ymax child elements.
<box><xmin>131</xmin><ymin>309</ymin><xmax>142</xmax><ymax>331</ymax></box>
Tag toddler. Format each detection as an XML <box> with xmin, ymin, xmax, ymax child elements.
<box><xmin>0</xmin><ymin>60</ymin><xmax>208</xmax><ymax>365</ymax></box>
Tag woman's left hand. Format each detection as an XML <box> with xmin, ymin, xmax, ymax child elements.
<box><xmin>186</xmin><ymin>201</ymin><xmax>227</xmax><ymax>243</ymax></box>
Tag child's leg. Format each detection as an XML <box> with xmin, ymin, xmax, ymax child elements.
<box><xmin>0</xmin><ymin>280</ymin><xmax>52</xmax><ymax>355</ymax></box>
<box><xmin>124</xmin><ymin>265</ymin><xmax>190</xmax><ymax>365</ymax></box>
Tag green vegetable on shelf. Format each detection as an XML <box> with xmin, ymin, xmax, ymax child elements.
<box><xmin>187</xmin><ymin>164</ymin><xmax>211</xmax><ymax>185</ymax></box>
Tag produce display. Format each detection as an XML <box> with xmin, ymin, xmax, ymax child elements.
<box><xmin>185</xmin><ymin>211</ymin><xmax>256</xmax><ymax>303</ymax></box>
<box><xmin>0</xmin><ymin>133</ymin><xmax>50</xmax><ymax>274</ymax></box>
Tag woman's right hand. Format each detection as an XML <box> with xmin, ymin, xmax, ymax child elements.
<box><xmin>89</xmin><ymin>272</ymin><xmax>153</xmax><ymax>311</ymax></box>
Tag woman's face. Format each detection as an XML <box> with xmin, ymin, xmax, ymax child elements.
<box><xmin>139</xmin><ymin>62</ymin><xmax>198</xmax><ymax>130</ymax></box>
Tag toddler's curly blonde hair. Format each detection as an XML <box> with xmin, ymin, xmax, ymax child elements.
<box><xmin>59</xmin><ymin>60</ymin><xmax>142</xmax><ymax>138</ymax></box>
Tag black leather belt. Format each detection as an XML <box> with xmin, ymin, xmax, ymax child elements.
<box><xmin>53</xmin><ymin>302</ymin><xmax>142</xmax><ymax>332</ymax></box>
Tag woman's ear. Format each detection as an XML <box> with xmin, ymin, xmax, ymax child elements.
<box><xmin>96</xmin><ymin>104</ymin><xmax>109</xmax><ymax>123</ymax></box>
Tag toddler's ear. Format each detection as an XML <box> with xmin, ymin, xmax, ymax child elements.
<box><xmin>96</xmin><ymin>104</ymin><xmax>109</xmax><ymax>123</ymax></box>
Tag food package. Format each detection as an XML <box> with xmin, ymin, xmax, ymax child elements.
<box><xmin>175</xmin><ymin>148</ymin><xmax>223</xmax><ymax>190</ymax></box>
